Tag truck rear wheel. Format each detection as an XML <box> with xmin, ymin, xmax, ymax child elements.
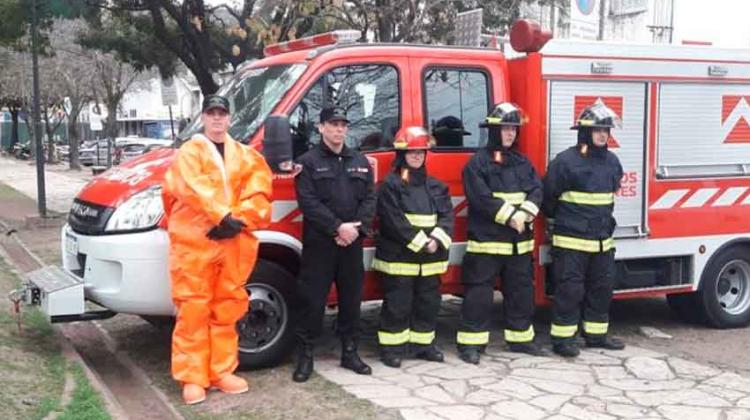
<box><xmin>698</xmin><ymin>246</ymin><xmax>750</xmax><ymax>328</ymax></box>
<box><xmin>237</xmin><ymin>259</ymin><xmax>297</xmax><ymax>369</ymax></box>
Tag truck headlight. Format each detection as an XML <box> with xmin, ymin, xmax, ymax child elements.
<box><xmin>105</xmin><ymin>185</ymin><xmax>164</xmax><ymax>232</ymax></box>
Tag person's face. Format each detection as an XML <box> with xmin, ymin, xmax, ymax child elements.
<box><xmin>592</xmin><ymin>127</ymin><xmax>610</xmax><ymax>147</ymax></box>
<box><xmin>201</xmin><ymin>108</ymin><xmax>230</xmax><ymax>136</ymax></box>
<box><xmin>405</xmin><ymin>150</ymin><xmax>426</xmax><ymax>169</ymax></box>
<box><xmin>500</xmin><ymin>125</ymin><xmax>518</xmax><ymax>148</ymax></box>
<box><xmin>318</xmin><ymin>120</ymin><xmax>348</xmax><ymax>146</ymax></box>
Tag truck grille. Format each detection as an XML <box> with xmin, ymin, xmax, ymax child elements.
<box><xmin>68</xmin><ymin>199</ymin><xmax>115</xmax><ymax>235</ymax></box>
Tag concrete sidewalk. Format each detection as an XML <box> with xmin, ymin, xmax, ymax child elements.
<box><xmin>0</xmin><ymin>157</ymin><xmax>91</xmax><ymax>214</ymax></box>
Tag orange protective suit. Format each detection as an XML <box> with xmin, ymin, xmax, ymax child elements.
<box><xmin>162</xmin><ymin>133</ymin><xmax>272</xmax><ymax>388</ymax></box>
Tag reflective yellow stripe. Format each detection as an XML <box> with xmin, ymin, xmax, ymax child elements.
<box><xmin>378</xmin><ymin>328</ymin><xmax>410</xmax><ymax>345</ymax></box>
<box><xmin>552</xmin><ymin>235</ymin><xmax>615</xmax><ymax>253</ymax></box>
<box><xmin>560</xmin><ymin>191</ymin><xmax>614</xmax><ymax>205</ymax></box>
<box><xmin>430</xmin><ymin>227</ymin><xmax>452</xmax><ymax>250</ymax></box>
<box><xmin>372</xmin><ymin>259</ymin><xmax>420</xmax><ymax>276</ymax></box>
<box><xmin>456</xmin><ymin>331</ymin><xmax>490</xmax><ymax>345</ymax></box>
<box><xmin>516</xmin><ymin>240</ymin><xmax>534</xmax><ymax>254</ymax></box>
<box><xmin>467</xmin><ymin>240</ymin><xmax>534</xmax><ymax>255</ymax></box>
<box><xmin>504</xmin><ymin>326</ymin><xmax>535</xmax><ymax>343</ymax></box>
<box><xmin>409</xmin><ymin>330</ymin><xmax>435</xmax><ymax>345</ymax></box>
<box><xmin>407</xmin><ymin>230</ymin><xmax>429</xmax><ymax>252</ymax></box>
<box><xmin>519</xmin><ymin>200</ymin><xmax>539</xmax><ymax>217</ymax></box>
<box><xmin>583</xmin><ymin>321</ymin><xmax>608</xmax><ymax>335</ymax></box>
<box><xmin>494</xmin><ymin>202</ymin><xmax>515</xmax><ymax>224</ymax></box>
<box><xmin>421</xmin><ymin>260</ymin><xmax>449</xmax><ymax>276</ymax></box>
<box><xmin>492</xmin><ymin>192</ymin><xmax>526</xmax><ymax>205</ymax></box>
<box><xmin>405</xmin><ymin>213</ymin><xmax>437</xmax><ymax>228</ymax></box>
<box><xmin>550</xmin><ymin>323</ymin><xmax>578</xmax><ymax>338</ymax></box>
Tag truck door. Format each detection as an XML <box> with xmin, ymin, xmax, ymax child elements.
<box><xmin>548</xmin><ymin>81</ymin><xmax>647</xmax><ymax>238</ymax></box>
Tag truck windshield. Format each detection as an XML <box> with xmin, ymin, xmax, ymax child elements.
<box><xmin>180</xmin><ymin>63</ymin><xmax>307</xmax><ymax>142</ymax></box>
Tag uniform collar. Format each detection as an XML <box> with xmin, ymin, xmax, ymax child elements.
<box><xmin>319</xmin><ymin>140</ymin><xmax>352</xmax><ymax>157</ymax></box>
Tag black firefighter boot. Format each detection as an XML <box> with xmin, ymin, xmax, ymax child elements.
<box><xmin>381</xmin><ymin>346</ymin><xmax>404</xmax><ymax>368</ymax></box>
<box><xmin>552</xmin><ymin>341</ymin><xmax>580</xmax><ymax>358</ymax></box>
<box><xmin>458</xmin><ymin>345</ymin><xmax>481</xmax><ymax>365</ymax></box>
<box><xmin>508</xmin><ymin>341</ymin><xmax>550</xmax><ymax>357</ymax></box>
<box><xmin>341</xmin><ymin>339</ymin><xmax>372</xmax><ymax>375</ymax></box>
<box><xmin>413</xmin><ymin>344</ymin><xmax>445</xmax><ymax>362</ymax></box>
<box><xmin>292</xmin><ymin>341</ymin><xmax>314</xmax><ymax>383</ymax></box>
<box><xmin>585</xmin><ymin>335</ymin><xmax>625</xmax><ymax>350</ymax></box>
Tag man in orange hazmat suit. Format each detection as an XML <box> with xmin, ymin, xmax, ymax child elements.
<box><xmin>162</xmin><ymin>95</ymin><xmax>272</xmax><ymax>405</ymax></box>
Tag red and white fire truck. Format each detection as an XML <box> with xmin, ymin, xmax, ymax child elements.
<box><xmin>37</xmin><ymin>21</ymin><xmax>750</xmax><ymax>368</ymax></box>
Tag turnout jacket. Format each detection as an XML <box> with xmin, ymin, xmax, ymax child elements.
<box><xmin>373</xmin><ymin>170</ymin><xmax>454</xmax><ymax>276</ymax></box>
<box><xmin>462</xmin><ymin>148</ymin><xmax>542</xmax><ymax>255</ymax></box>
<box><xmin>542</xmin><ymin>145</ymin><xmax>624</xmax><ymax>250</ymax></box>
<box><xmin>295</xmin><ymin>142</ymin><xmax>376</xmax><ymax>242</ymax></box>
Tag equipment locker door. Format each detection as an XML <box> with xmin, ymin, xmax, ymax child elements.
<box><xmin>548</xmin><ymin>81</ymin><xmax>647</xmax><ymax>238</ymax></box>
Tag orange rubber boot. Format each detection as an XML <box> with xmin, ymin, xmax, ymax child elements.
<box><xmin>182</xmin><ymin>383</ymin><xmax>207</xmax><ymax>405</ymax></box>
<box><xmin>211</xmin><ymin>374</ymin><xmax>249</xmax><ymax>394</ymax></box>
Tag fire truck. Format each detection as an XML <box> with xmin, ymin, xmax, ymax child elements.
<box><xmin>30</xmin><ymin>21</ymin><xmax>750</xmax><ymax>369</ymax></box>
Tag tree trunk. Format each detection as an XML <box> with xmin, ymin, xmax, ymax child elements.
<box><xmin>105</xmin><ymin>101</ymin><xmax>118</xmax><ymax>167</ymax></box>
<box><xmin>68</xmin><ymin>114</ymin><xmax>81</xmax><ymax>170</ymax></box>
<box><xmin>9</xmin><ymin>108</ymin><xmax>19</xmax><ymax>148</ymax></box>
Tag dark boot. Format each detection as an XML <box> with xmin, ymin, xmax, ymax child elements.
<box><xmin>508</xmin><ymin>342</ymin><xmax>550</xmax><ymax>357</ymax></box>
<box><xmin>380</xmin><ymin>345</ymin><xmax>404</xmax><ymax>368</ymax></box>
<box><xmin>413</xmin><ymin>344</ymin><xmax>444</xmax><ymax>362</ymax></box>
<box><xmin>586</xmin><ymin>335</ymin><xmax>625</xmax><ymax>350</ymax></box>
<box><xmin>552</xmin><ymin>341</ymin><xmax>580</xmax><ymax>358</ymax></box>
<box><xmin>341</xmin><ymin>339</ymin><xmax>372</xmax><ymax>375</ymax></box>
<box><xmin>458</xmin><ymin>345</ymin><xmax>481</xmax><ymax>365</ymax></box>
<box><xmin>292</xmin><ymin>342</ymin><xmax>314</xmax><ymax>383</ymax></box>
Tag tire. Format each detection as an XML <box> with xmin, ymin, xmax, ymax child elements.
<box><xmin>236</xmin><ymin>259</ymin><xmax>297</xmax><ymax>369</ymax></box>
<box><xmin>697</xmin><ymin>245</ymin><xmax>750</xmax><ymax>328</ymax></box>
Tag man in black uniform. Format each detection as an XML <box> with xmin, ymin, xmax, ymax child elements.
<box><xmin>543</xmin><ymin>102</ymin><xmax>626</xmax><ymax>358</ymax></box>
<box><xmin>292</xmin><ymin>106</ymin><xmax>377</xmax><ymax>382</ymax></box>
<box><xmin>457</xmin><ymin>103</ymin><xmax>545</xmax><ymax>365</ymax></box>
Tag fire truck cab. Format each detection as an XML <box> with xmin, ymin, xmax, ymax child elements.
<box><xmin>52</xmin><ymin>24</ymin><xmax>750</xmax><ymax>369</ymax></box>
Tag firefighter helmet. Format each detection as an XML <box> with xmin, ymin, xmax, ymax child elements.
<box><xmin>393</xmin><ymin>126</ymin><xmax>434</xmax><ymax>150</ymax></box>
<box><xmin>480</xmin><ymin>102</ymin><xmax>526</xmax><ymax>127</ymax></box>
<box><xmin>571</xmin><ymin>102</ymin><xmax>621</xmax><ymax>130</ymax></box>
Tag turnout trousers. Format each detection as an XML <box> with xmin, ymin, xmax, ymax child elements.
<box><xmin>550</xmin><ymin>247</ymin><xmax>616</xmax><ymax>343</ymax></box>
<box><xmin>377</xmin><ymin>274</ymin><xmax>441</xmax><ymax>354</ymax></box>
<box><xmin>457</xmin><ymin>252</ymin><xmax>535</xmax><ymax>348</ymax></box>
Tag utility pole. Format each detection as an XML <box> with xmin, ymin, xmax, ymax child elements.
<box><xmin>598</xmin><ymin>0</ymin><xmax>607</xmax><ymax>41</ymax></box>
<box><xmin>31</xmin><ymin>0</ymin><xmax>47</xmax><ymax>217</ymax></box>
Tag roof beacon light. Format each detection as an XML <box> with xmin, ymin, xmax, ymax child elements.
<box><xmin>509</xmin><ymin>19</ymin><xmax>552</xmax><ymax>53</ymax></box>
<box><xmin>263</xmin><ymin>30</ymin><xmax>361</xmax><ymax>57</ymax></box>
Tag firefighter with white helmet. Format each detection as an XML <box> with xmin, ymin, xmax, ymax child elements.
<box><xmin>542</xmin><ymin>102</ymin><xmax>626</xmax><ymax>358</ymax></box>
<box><xmin>373</xmin><ymin>126</ymin><xmax>454</xmax><ymax>368</ymax></box>
<box><xmin>457</xmin><ymin>102</ymin><xmax>545</xmax><ymax>364</ymax></box>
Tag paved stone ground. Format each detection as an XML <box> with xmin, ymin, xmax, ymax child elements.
<box><xmin>0</xmin><ymin>157</ymin><xmax>91</xmax><ymax>213</ymax></box>
<box><xmin>311</xmin><ymin>301</ymin><xmax>750</xmax><ymax>420</ymax></box>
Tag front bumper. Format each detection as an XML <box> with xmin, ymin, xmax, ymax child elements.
<box><xmin>61</xmin><ymin>224</ymin><xmax>174</xmax><ymax>316</ymax></box>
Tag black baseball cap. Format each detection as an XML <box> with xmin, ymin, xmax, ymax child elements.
<box><xmin>202</xmin><ymin>95</ymin><xmax>230</xmax><ymax>113</ymax></box>
<box><xmin>433</xmin><ymin>115</ymin><xmax>471</xmax><ymax>135</ymax></box>
<box><xmin>319</xmin><ymin>106</ymin><xmax>349</xmax><ymax>124</ymax></box>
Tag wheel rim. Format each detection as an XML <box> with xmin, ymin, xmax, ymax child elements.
<box><xmin>237</xmin><ymin>283</ymin><xmax>288</xmax><ymax>354</ymax></box>
<box><xmin>715</xmin><ymin>259</ymin><xmax>750</xmax><ymax>316</ymax></box>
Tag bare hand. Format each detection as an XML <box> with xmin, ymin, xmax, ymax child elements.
<box><xmin>337</xmin><ymin>222</ymin><xmax>361</xmax><ymax>244</ymax></box>
<box><xmin>425</xmin><ymin>238</ymin><xmax>438</xmax><ymax>254</ymax></box>
<box><xmin>509</xmin><ymin>213</ymin><xmax>526</xmax><ymax>234</ymax></box>
<box><xmin>334</xmin><ymin>235</ymin><xmax>349</xmax><ymax>247</ymax></box>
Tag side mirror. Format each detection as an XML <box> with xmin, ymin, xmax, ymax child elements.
<box><xmin>263</xmin><ymin>115</ymin><xmax>294</xmax><ymax>173</ymax></box>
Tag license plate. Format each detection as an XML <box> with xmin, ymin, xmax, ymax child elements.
<box><xmin>65</xmin><ymin>233</ymin><xmax>78</xmax><ymax>255</ymax></box>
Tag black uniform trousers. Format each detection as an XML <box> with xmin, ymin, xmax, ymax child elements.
<box><xmin>378</xmin><ymin>273</ymin><xmax>441</xmax><ymax>354</ymax></box>
<box><xmin>458</xmin><ymin>252</ymin><xmax>535</xmax><ymax>347</ymax></box>
<box><xmin>295</xmin><ymin>237</ymin><xmax>364</xmax><ymax>344</ymax></box>
<box><xmin>550</xmin><ymin>247</ymin><xmax>615</xmax><ymax>343</ymax></box>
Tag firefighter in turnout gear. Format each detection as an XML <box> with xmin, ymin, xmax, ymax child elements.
<box><xmin>373</xmin><ymin>127</ymin><xmax>454</xmax><ymax>368</ymax></box>
<box><xmin>292</xmin><ymin>106</ymin><xmax>377</xmax><ymax>382</ymax></box>
<box><xmin>542</xmin><ymin>102</ymin><xmax>626</xmax><ymax>358</ymax></box>
<box><xmin>457</xmin><ymin>103</ymin><xmax>545</xmax><ymax>365</ymax></box>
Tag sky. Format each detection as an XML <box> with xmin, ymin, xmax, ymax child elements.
<box><xmin>671</xmin><ymin>0</ymin><xmax>750</xmax><ymax>47</ymax></box>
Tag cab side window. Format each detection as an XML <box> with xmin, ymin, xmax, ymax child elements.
<box><xmin>423</xmin><ymin>68</ymin><xmax>491</xmax><ymax>148</ymax></box>
<box><xmin>289</xmin><ymin>64</ymin><xmax>400</xmax><ymax>157</ymax></box>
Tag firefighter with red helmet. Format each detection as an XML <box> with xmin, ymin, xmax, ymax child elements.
<box><xmin>542</xmin><ymin>102</ymin><xmax>625</xmax><ymax>358</ymax></box>
<box><xmin>373</xmin><ymin>126</ymin><xmax>454</xmax><ymax>368</ymax></box>
<box><xmin>457</xmin><ymin>103</ymin><xmax>545</xmax><ymax>364</ymax></box>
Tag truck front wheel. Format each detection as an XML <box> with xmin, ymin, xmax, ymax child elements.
<box><xmin>698</xmin><ymin>245</ymin><xmax>750</xmax><ymax>328</ymax></box>
<box><xmin>237</xmin><ymin>259</ymin><xmax>297</xmax><ymax>369</ymax></box>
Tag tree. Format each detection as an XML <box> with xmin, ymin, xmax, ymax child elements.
<box><xmin>0</xmin><ymin>49</ymin><xmax>29</xmax><ymax>150</ymax></box>
<box><xmin>79</xmin><ymin>0</ymin><xmax>325</xmax><ymax>94</ymax></box>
